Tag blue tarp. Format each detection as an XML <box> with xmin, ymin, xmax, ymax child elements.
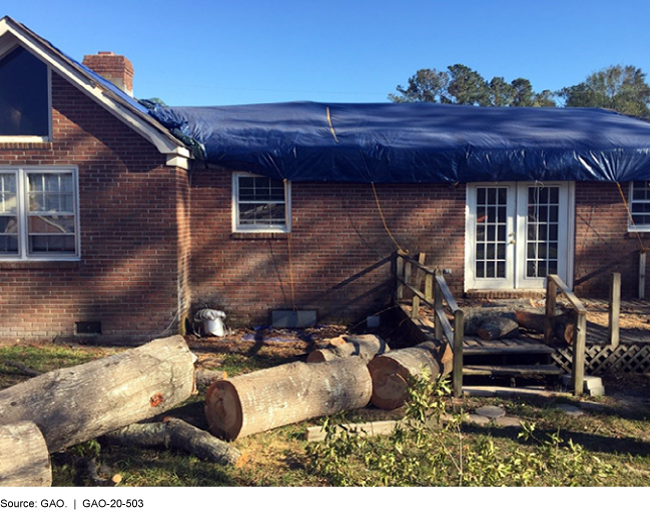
<box><xmin>145</xmin><ymin>101</ymin><xmax>650</xmax><ymax>184</ymax></box>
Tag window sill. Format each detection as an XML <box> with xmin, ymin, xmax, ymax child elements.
<box><xmin>0</xmin><ymin>260</ymin><xmax>81</xmax><ymax>270</ymax></box>
<box><xmin>231</xmin><ymin>232</ymin><xmax>290</xmax><ymax>240</ymax></box>
<box><xmin>0</xmin><ymin>140</ymin><xmax>53</xmax><ymax>150</ymax></box>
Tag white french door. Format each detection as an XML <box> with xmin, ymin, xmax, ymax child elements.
<box><xmin>465</xmin><ymin>182</ymin><xmax>574</xmax><ymax>290</ymax></box>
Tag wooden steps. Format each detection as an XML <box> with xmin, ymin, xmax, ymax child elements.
<box><xmin>461</xmin><ymin>335</ymin><xmax>563</xmax><ymax>379</ymax></box>
<box><xmin>464</xmin><ymin>337</ymin><xmax>555</xmax><ymax>356</ymax></box>
<box><xmin>463</xmin><ymin>364</ymin><xmax>563</xmax><ymax>376</ymax></box>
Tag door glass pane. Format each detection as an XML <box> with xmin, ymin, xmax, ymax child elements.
<box><xmin>475</xmin><ymin>186</ymin><xmax>508</xmax><ymax>280</ymax></box>
<box><xmin>526</xmin><ymin>185</ymin><xmax>560</xmax><ymax>278</ymax></box>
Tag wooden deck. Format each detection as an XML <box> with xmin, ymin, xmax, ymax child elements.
<box><xmin>460</xmin><ymin>299</ymin><xmax>650</xmax><ymax>375</ymax></box>
<box><xmin>580</xmin><ymin>298</ymin><xmax>650</xmax><ymax>345</ymax></box>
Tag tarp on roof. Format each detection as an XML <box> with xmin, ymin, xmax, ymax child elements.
<box><xmin>146</xmin><ymin>101</ymin><xmax>650</xmax><ymax>183</ymax></box>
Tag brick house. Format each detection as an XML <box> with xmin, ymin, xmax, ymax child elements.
<box><xmin>2</xmin><ymin>16</ymin><xmax>650</xmax><ymax>343</ymax></box>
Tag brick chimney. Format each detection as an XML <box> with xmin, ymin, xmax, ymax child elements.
<box><xmin>82</xmin><ymin>51</ymin><xmax>134</xmax><ymax>97</ymax></box>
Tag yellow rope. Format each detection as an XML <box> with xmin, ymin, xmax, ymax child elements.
<box><xmin>371</xmin><ymin>182</ymin><xmax>406</xmax><ymax>253</ymax></box>
<box><xmin>326</xmin><ymin>107</ymin><xmax>339</xmax><ymax>143</ymax></box>
<box><xmin>616</xmin><ymin>182</ymin><xmax>646</xmax><ymax>251</ymax></box>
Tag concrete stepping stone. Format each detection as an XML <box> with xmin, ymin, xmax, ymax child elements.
<box><xmin>556</xmin><ymin>404</ymin><xmax>584</xmax><ymax>416</ymax></box>
<box><xmin>474</xmin><ymin>405</ymin><xmax>506</xmax><ymax>419</ymax></box>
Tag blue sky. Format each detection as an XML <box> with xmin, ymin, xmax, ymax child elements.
<box><xmin>4</xmin><ymin>0</ymin><xmax>650</xmax><ymax>106</ymax></box>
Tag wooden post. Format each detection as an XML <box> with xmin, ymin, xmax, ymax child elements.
<box><xmin>452</xmin><ymin>309</ymin><xmax>464</xmax><ymax>398</ymax></box>
<box><xmin>395</xmin><ymin>252</ymin><xmax>404</xmax><ymax>302</ymax></box>
<box><xmin>404</xmin><ymin>260</ymin><xmax>412</xmax><ymax>296</ymax></box>
<box><xmin>609</xmin><ymin>272</ymin><xmax>621</xmax><ymax>348</ymax></box>
<box><xmin>573</xmin><ymin>311</ymin><xmax>587</xmax><ymax>397</ymax></box>
<box><xmin>424</xmin><ymin>273</ymin><xmax>433</xmax><ymax>303</ymax></box>
<box><xmin>434</xmin><ymin>271</ymin><xmax>443</xmax><ymax>341</ymax></box>
<box><xmin>414</xmin><ymin>253</ymin><xmax>427</xmax><ymax>289</ymax></box>
<box><xmin>640</xmin><ymin>251</ymin><xmax>647</xmax><ymax>299</ymax></box>
<box><xmin>544</xmin><ymin>276</ymin><xmax>557</xmax><ymax>344</ymax></box>
<box><xmin>411</xmin><ymin>253</ymin><xmax>426</xmax><ymax>319</ymax></box>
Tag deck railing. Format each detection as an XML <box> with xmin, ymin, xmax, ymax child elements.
<box><xmin>394</xmin><ymin>251</ymin><xmax>465</xmax><ymax>397</ymax></box>
<box><xmin>545</xmin><ymin>274</ymin><xmax>587</xmax><ymax>396</ymax></box>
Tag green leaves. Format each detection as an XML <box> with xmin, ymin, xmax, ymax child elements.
<box><xmin>390</xmin><ymin>62</ymin><xmax>650</xmax><ymax>117</ymax></box>
<box><xmin>389</xmin><ymin>64</ymin><xmax>557</xmax><ymax>107</ymax></box>
<box><xmin>306</xmin><ymin>374</ymin><xmax>614</xmax><ymax>487</ymax></box>
<box><xmin>558</xmin><ymin>65</ymin><xmax>650</xmax><ymax>119</ymax></box>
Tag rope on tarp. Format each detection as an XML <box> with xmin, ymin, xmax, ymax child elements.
<box><xmin>371</xmin><ymin>182</ymin><xmax>406</xmax><ymax>254</ymax></box>
<box><xmin>616</xmin><ymin>182</ymin><xmax>646</xmax><ymax>251</ymax></box>
<box><xmin>326</xmin><ymin>107</ymin><xmax>340</xmax><ymax>143</ymax></box>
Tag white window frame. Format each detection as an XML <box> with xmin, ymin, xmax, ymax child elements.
<box><xmin>0</xmin><ymin>43</ymin><xmax>53</xmax><ymax>143</ymax></box>
<box><xmin>0</xmin><ymin>166</ymin><xmax>80</xmax><ymax>261</ymax></box>
<box><xmin>232</xmin><ymin>172</ymin><xmax>291</xmax><ymax>233</ymax></box>
<box><xmin>629</xmin><ymin>182</ymin><xmax>650</xmax><ymax>232</ymax></box>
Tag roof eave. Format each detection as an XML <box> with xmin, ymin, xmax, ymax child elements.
<box><xmin>0</xmin><ymin>17</ymin><xmax>190</xmax><ymax>167</ymax></box>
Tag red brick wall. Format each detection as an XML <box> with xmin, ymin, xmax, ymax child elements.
<box><xmin>0</xmin><ymin>73</ymin><xmax>187</xmax><ymax>343</ymax></box>
<box><xmin>188</xmin><ymin>167</ymin><xmax>467</xmax><ymax>327</ymax></box>
<box><xmin>190</xmin><ymin>175</ymin><xmax>648</xmax><ymax>328</ymax></box>
<box><xmin>573</xmin><ymin>182</ymin><xmax>647</xmax><ymax>299</ymax></box>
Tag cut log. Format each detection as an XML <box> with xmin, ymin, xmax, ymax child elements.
<box><xmin>556</xmin><ymin>320</ymin><xmax>575</xmax><ymax>345</ymax></box>
<box><xmin>515</xmin><ymin>309</ymin><xmax>547</xmax><ymax>332</ymax></box>
<box><xmin>463</xmin><ymin>308</ymin><xmax>517</xmax><ymax>335</ymax></box>
<box><xmin>104</xmin><ymin>418</ymin><xmax>241</xmax><ymax>466</ymax></box>
<box><xmin>0</xmin><ymin>335</ymin><xmax>196</xmax><ymax>453</ymax></box>
<box><xmin>515</xmin><ymin>309</ymin><xmax>575</xmax><ymax>344</ymax></box>
<box><xmin>205</xmin><ymin>357</ymin><xmax>372</xmax><ymax>441</ymax></box>
<box><xmin>0</xmin><ymin>421</ymin><xmax>51</xmax><ymax>487</ymax></box>
<box><xmin>195</xmin><ymin>369</ymin><xmax>227</xmax><ymax>392</ymax></box>
<box><xmin>367</xmin><ymin>341</ymin><xmax>444</xmax><ymax>410</ymax></box>
<box><xmin>477</xmin><ymin>316</ymin><xmax>519</xmax><ymax>340</ymax></box>
<box><xmin>306</xmin><ymin>334</ymin><xmax>389</xmax><ymax>363</ymax></box>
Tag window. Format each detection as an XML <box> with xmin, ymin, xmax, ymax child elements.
<box><xmin>233</xmin><ymin>172</ymin><xmax>290</xmax><ymax>232</ymax></box>
<box><xmin>630</xmin><ymin>182</ymin><xmax>650</xmax><ymax>231</ymax></box>
<box><xmin>0</xmin><ymin>45</ymin><xmax>51</xmax><ymax>139</ymax></box>
<box><xmin>0</xmin><ymin>167</ymin><xmax>79</xmax><ymax>260</ymax></box>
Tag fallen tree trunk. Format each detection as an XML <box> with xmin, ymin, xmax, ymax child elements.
<box><xmin>306</xmin><ymin>334</ymin><xmax>389</xmax><ymax>363</ymax></box>
<box><xmin>103</xmin><ymin>417</ymin><xmax>241</xmax><ymax>466</ymax></box>
<box><xmin>205</xmin><ymin>357</ymin><xmax>372</xmax><ymax>441</ymax></box>
<box><xmin>0</xmin><ymin>335</ymin><xmax>196</xmax><ymax>453</ymax></box>
<box><xmin>0</xmin><ymin>421</ymin><xmax>51</xmax><ymax>487</ymax></box>
<box><xmin>367</xmin><ymin>341</ymin><xmax>444</xmax><ymax>410</ymax></box>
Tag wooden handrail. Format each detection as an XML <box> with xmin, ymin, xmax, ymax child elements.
<box><xmin>394</xmin><ymin>252</ymin><xmax>464</xmax><ymax>397</ymax></box>
<box><xmin>434</xmin><ymin>275</ymin><xmax>460</xmax><ymax>312</ymax></box>
<box><xmin>545</xmin><ymin>274</ymin><xmax>586</xmax><ymax>397</ymax></box>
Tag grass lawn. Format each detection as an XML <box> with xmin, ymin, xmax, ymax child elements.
<box><xmin>1</xmin><ymin>338</ymin><xmax>650</xmax><ymax>487</ymax></box>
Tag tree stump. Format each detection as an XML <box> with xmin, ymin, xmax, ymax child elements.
<box><xmin>205</xmin><ymin>357</ymin><xmax>372</xmax><ymax>441</ymax></box>
<box><xmin>0</xmin><ymin>335</ymin><xmax>196</xmax><ymax>453</ymax></box>
<box><xmin>367</xmin><ymin>341</ymin><xmax>443</xmax><ymax>410</ymax></box>
<box><xmin>306</xmin><ymin>334</ymin><xmax>389</xmax><ymax>363</ymax></box>
<box><xmin>0</xmin><ymin>421</ymin><xmax>51</xmax><ymax>487</ymax></box>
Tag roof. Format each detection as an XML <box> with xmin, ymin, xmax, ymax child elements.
<box><xmin>146</xmin><ymin>101</ymin><xmax>650</xmax><ymax>183</ymax></box>
<box><xmin>0</xmin><ymin>16</ymin><xmax>190</xmax><ymax>166</ymax></box>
